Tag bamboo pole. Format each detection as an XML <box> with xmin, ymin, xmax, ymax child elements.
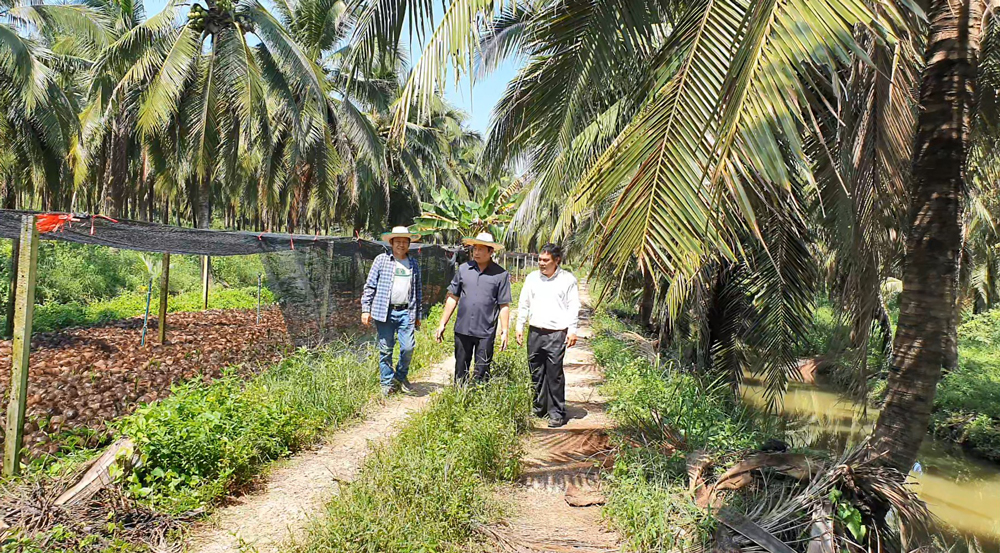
<box><xmin>4</xmin><ymin>237</ymin><xmax>19</xmax><ymax>338</ymax></box>
<box><xmin>201</xmin><ymin>255</ymin><xmax>210</xmax><ymax>309</ymax></box>
<box><xmin>3</xmin><ymin>216</ymin><xmax>38</xmax><ymax>476</ymax></box>
<box><xmin>159</xmin><ymin>253</ymin><xmax>170</xmax><ymax>344</ymax></box>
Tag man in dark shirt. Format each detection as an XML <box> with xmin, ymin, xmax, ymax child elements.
<box><xmin>435</xmin><ymin>232</ymin><xmax>512</xmax><ymax>384</ymax></box>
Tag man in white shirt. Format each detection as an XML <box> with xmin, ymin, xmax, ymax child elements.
<box><xmin>515</xmin><ymin>244</ymin><xmax>581</xmax><ymax>428</ymax></box>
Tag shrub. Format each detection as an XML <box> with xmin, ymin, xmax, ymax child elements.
<box><xmin>212</xmin><ymin>255</ymin><xmax>266</xmax><ymax>288</ymax></box>
<box><xmin>796</xmin><ymin>303</ymin><xmax>850</xmax><ymax>358</ymax></box>
<box><xmin>116</xmin><ymin>349</ymin><xmax>377</xmax><ymax>511</ymax></box>
<box><xmin>0</xmin><ymin>242</ymin><xmax>269</xmax><ymax>332</ymax></box>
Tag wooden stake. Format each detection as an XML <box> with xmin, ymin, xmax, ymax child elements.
<box><xmin>4</xmin><ymin>237</ymin><xmax>19</xmax><ymax>338</ymax></box>
<box><xmin>201</xmin><ymin>255</ymin><xmax>210</xmax><ymax>310</ymax></box>
<box><xmin>140</xmin><ymin>275</ymin><xmax>153</xmax><ymax>346</ymax></box>
<box><xmin>158</xmin><ymin>253</ymin><xmax>170</xmax><ymax>344</ymax></box>
<box><xmin>4</xmin><ymin>216</ymin><xmax>38</xmax><ymax>476</ymax></box>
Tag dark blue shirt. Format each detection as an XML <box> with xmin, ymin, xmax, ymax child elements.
<box><xmin>448</xmin><ymin>260</ymin><xmax>512</xmax><ymax>338</ymax></box>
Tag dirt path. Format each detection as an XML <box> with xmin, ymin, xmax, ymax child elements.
<box><xmin>184</xmin><ymin>357</ymin><xmax>454</xmax><ymax>553</ymax></box>
<box><xmin>488</xmin><ymin>285</ymin><xmax>619</xmax><ymax>553</ymax></box>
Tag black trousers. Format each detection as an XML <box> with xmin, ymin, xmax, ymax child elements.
<box><xmin>528</xmin><ymin>326</ymin><xmax>567</xmax><ymax>420</ymax></box>
<box><xmin>455</xmin><ymin>331</ymin><xmax>496</xmax><ymax>384</ymax></box>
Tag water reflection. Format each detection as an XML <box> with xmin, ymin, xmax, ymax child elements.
<box><xmin>741</xmin><ymin>380</ymin><xmax>1000</xmax><ymax>550</ymax></box>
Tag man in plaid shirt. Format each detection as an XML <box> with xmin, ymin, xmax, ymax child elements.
<box><xmin>361</xmin><ymin>226</ymin><xmax>423</xmax><ymax>396</ymax></box>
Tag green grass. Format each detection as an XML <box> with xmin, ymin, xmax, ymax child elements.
<box><xmin>115</xmin><ymin>349</ymin><xmax>378</xmax><ymax>512</ymax></box>
<box><xmin>592</xmin><ymin>310</ymin><xmax>780</xmax><ymax>552</ymax></box>
<box><xmin>927</xmin><ymin>309</ymin><xmax>1000</xmax><ymax>461</ymax></box>
<box><xmin>294</xmin><ymin>326</ymin><xmax>531</xmax><ymax>552</ymax></box>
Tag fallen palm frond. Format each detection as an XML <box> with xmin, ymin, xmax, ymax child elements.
<box><xmin>691</xmin><ymin>442</ymin><xmax>936</xmax><ymax>553</ymax></box>
<box><xmin>0</xmin><ymin>472</ymin><xmax>198</xmax><ymax>551</ymax></box>
<box><xmin>618</xmin><ymin>331</ymin><xmax>658</xmax><ymax>362</ymax></box>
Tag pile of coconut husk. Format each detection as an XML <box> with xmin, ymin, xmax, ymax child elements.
<box><xmin>687</xmin><ymin>442</ymin><xmax>939</xmax><ymax>553</ymax></box>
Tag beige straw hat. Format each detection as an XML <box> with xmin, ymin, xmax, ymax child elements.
<box><xmin>462</xmin><ymin>231</ymin><xmax>504</xmax><ymax>251</ymax></box>
<box><xmin>381</xmin><ymin>226</ymin><xmax>421</xmax><ymax>242</ymax></box>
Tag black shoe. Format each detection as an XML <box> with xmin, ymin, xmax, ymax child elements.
<box><xmin>395</xmin><ymin>377</ymin><xmax>414</xmax><ymax>394</ymax></box>
<box><xmin>533</xmin><ymin>409</ymin><xmax>547</xmax><ymax>419</ymax></box>
<box><xmin>547</xmin><ymin>417</ymin><xmax>567</xmax><ymax>428</ymax></box>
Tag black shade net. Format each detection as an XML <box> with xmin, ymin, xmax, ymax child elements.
<box><xmin>0</xmin><ymin>210</ymin><xmax>461</xmax><ymax>346</ymax></box>
<box><xmin>262</xmin><ymin>241</ymin><xmax>460</xmax><ymax>346</ymax></box>
<box><xmin>0</xmin><ymin>210</ymin><xmax>366</xmax><ymax>257</ymax></box>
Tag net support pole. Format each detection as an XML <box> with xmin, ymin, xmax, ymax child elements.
<box><xmin>158</xmin><ymin>253</ymin><xmax>169</xmax><ymax>344</ymax></box>
<box><xmin>140</xmin><ymin>275</ymin><xmax>153</xmax><ymax>346</ymax></box>
<box><xmin>4</xmin><ymin>216</ymin><xmax>38</xmax><ymax>477</ymax></box>
<box><xmin>201</xmin><ymin>256</ymin><xmax>210</xmax><ymax>310</ymax></box>
<box><xmin>4</xmin><ymin>237</ymin><xmax>19</xmax><ymax>338</ymax></box>
<box><xmin>256</xmin><ymin>273</ymin><xmax>262</xmax><ymax>325</ymax></box>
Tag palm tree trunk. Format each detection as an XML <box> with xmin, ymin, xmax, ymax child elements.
<box><xmin>871</xmin><ymin>0</ymin><xmax>983</xmax><ymax>473</ymax></box>
<box><xmin>197</xmin><ymin>175</ymin><xmax>211</xmax><ymax>230</ymax></box>
<box><xmin>639</xmin><ymin>269</ymin><xmax>655</xmax><ymax>327</ymax></box>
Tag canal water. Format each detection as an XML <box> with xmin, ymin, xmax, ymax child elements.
<box><xmin>741</xmin><ymin>379</ymin><xmax>1000</xmax><ymax>550</ymax></box>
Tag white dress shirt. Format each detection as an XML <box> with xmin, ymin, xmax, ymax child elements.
<box><xmin>516</xmin><ymin>268</ymin><xmax>581</xmax><ymax>335</ymax></box>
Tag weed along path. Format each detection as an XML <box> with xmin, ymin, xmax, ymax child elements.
<box><xmin>184</xmin><ymin>356</ymin><xmax>454</xmax><ymax>553</ymax></box>
<box><xmin>488</xmin><ymin>285</ymin><xmax>620</xmax><ymax>553</ymax></box>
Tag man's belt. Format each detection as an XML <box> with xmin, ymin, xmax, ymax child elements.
<box><xmin>391</xmin><ymin>304</ymin><xmax>409</xmax><ymax>310</ymax></box>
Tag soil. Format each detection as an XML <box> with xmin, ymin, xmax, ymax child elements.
<box><xmin>485</xmin><ymin>286</ymin><xmax>620</xmax><ymax>553</ymax></box>
<box><xmin>0</xmin><ymin>308</ymin><xmax>290</xmax><ymax>464</ymax></box>
<box><xmin>183</xmin><ymin>357</ymin><xmax>455</xmax><ymax>553</ymax></box>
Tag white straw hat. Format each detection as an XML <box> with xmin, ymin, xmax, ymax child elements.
<box><xmin>381</xmin><ymin>226</ymin><xmax>421</xmax><ymax>243</ymax></box>
<box><xmin>462</xmin><ymin>231</ymin><xmax>504</xmax><ymax>252</ymax></box>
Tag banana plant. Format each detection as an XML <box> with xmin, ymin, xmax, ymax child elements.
<box><xmin>414</xmin><ymin>179</ymin><xmax>522</xmax><ymax>241</ymax></box>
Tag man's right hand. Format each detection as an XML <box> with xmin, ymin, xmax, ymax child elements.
<box><xmin>516</xmin><ymin>330</ymin><xmax>523</xmax><ymax>346</ymax></box>
<box><xmin>361</xmin><ymin>313</ymin><xmax>372</xmax><ymax>326</ymax></box>
<box><xmin>435</xmin><ymin>325</ymin><xmax>445</xmax><ymax>343</ymax></box>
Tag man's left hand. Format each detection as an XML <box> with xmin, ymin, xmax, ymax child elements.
<box><xmin>415</xmin><ymin>319</ymin><xmax>422</xmax><ymax>330</ymax></box>
<box><xmin>566</xmin><ymin>333</ymin><xmax>577</xmax><ymax>347</ymax></box>
<box><xmin>500</xmin><ymin>330</ymin><xmax>509</xmax><ymax>352</ymax></box>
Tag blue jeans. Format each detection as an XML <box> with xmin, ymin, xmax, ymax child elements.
<box><xmin>374</xmin><ymin>308</ymin><xmax>415</xmax><ymax>386</ymax></box>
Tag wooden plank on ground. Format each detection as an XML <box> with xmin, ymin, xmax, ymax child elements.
<box><xmin>55</xmin><ymin>438</ymin><xmax>134</xmax><ymax>506</ymax></box>
<box><xmin>3</xmin><ymin>216</ymin><xmax>39</xmax><ymax>476</ymax></box>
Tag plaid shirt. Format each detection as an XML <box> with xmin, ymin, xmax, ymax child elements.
<box><xmin>361</xmin><ymin>252</ymin><xmax>423</xmax><ymax>323</ymax></box>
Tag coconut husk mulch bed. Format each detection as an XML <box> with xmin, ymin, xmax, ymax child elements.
<box><xmin>0</xmin><ymin>308</ymin><xmax>291</xmax><ymax>465</ymax></box>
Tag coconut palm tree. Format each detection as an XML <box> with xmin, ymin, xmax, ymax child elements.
<box><xmin>872</xmin><ymin>0</ymin><xmax>986</xmax><ymax>473</ymax></box>
<box><xmin>338</xmin><ymin>0</ymin><xmax>999</xmax><ymax>471</ymax></box>
<box><xmin>465</xmin><ymin>0</ymin><xmax>917</xmax><ymax>401</ymax></box>
<box><xmin>0</xmin><ymin>0</ymin><xmax>108</xmax><ymax>210</ymax></box>
<box><xmin>92</xmin><ymin>0</ymin><xmax>330</xmax><ymax>229</ymax></box>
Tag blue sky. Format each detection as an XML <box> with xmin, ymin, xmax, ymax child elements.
<box><xmin>143</xmin><ymin>0</ymin><xmax>518</xmax><ymax>135</ymax></box>
<box><xmin>440</xmin><ymin>61</ymin><xmax>519</xmax><ymax>136</ymax></box>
